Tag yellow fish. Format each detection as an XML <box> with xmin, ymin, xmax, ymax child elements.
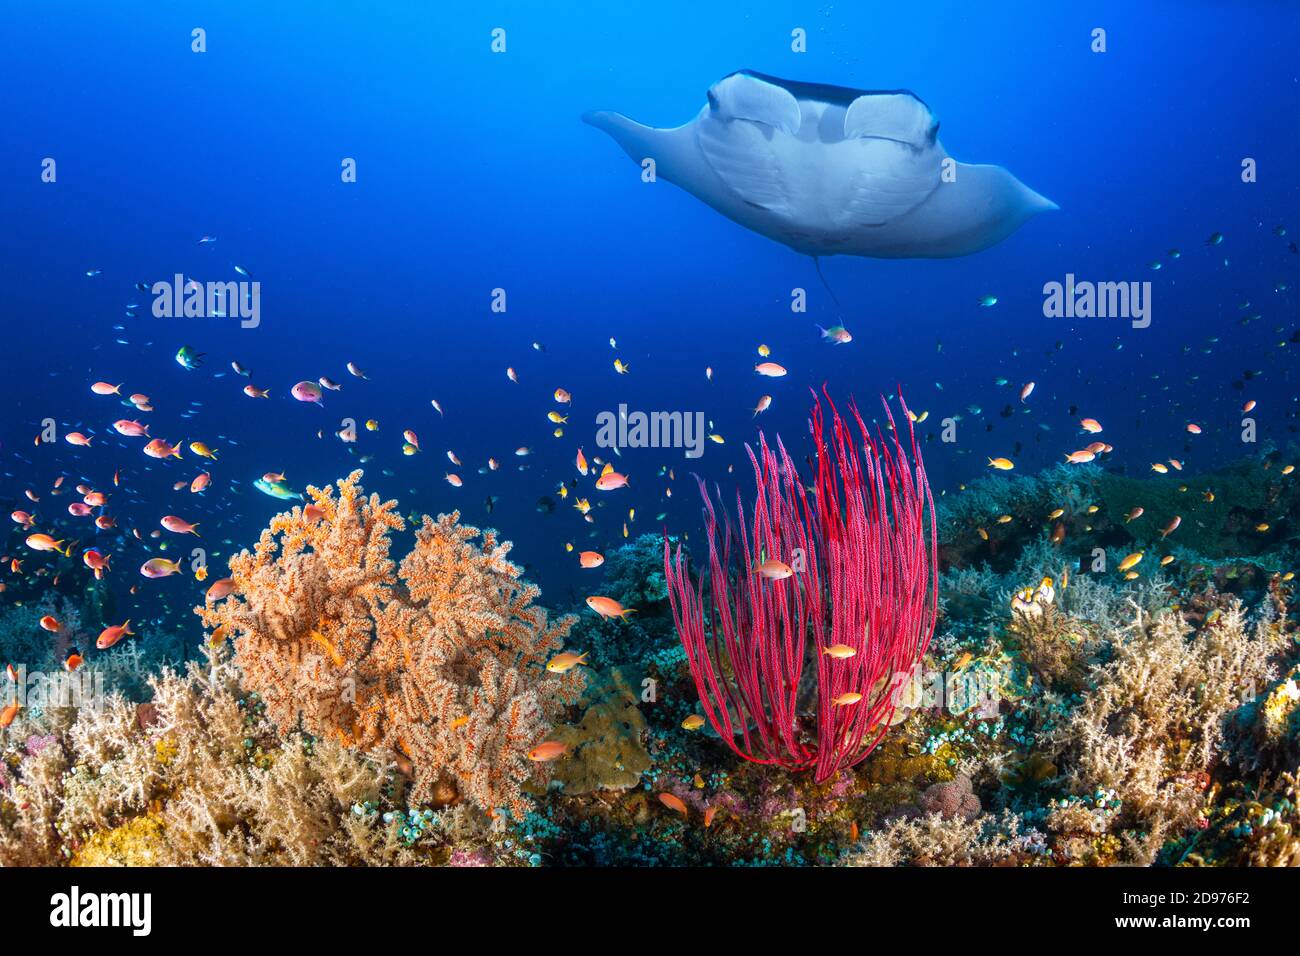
<box><xmin>546</xmin><ymin>651</ymin><xmax>589</xmax><ymax>673</ymax></box>
<box><xmin>822</xmin><ymin>644</ymin><xmax>857</xmax><ymax>659</ymax></box>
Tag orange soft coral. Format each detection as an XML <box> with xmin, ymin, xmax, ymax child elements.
<box><xmin>196</xmin><ymin>471</ymin><xmax>583</xmax><ymax>821</ymax></box>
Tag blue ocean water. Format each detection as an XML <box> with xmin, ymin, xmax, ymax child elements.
<box><xmin>1</xmin><ymin>2</ymin><xmax>1297</xmax><ymax>637</ymax></box>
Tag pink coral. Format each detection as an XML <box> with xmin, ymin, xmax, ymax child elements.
<box><xmin>919</xmin><ymin>774</ymin><xmax>981</xmax><ymax>822</ymax></box>
<box><xmin>665</xmin><ymin>393</ymin><xmax>937</xmax><ymax>781</ymax></box>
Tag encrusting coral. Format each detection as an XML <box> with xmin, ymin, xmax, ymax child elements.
<box><xmin>196</xmin><ymin>471</ymin><xmax>585</xmax><ymax>822</ymax></box>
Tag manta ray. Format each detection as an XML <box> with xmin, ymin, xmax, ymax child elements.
<box><xmin>584</xmin><ymin>70</ymin><xmax>1056</xmax><ymax>260</ymax></box>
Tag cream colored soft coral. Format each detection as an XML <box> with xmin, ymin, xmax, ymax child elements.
<box><xmin>197</xmin><ymin>471</ymin><xmax>583</xmax><ymax>822</ymax></box>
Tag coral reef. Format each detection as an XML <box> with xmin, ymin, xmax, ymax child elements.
<box><xmin>546</xmin><ymin>667</ymin><xmax>652</xmax><ymax>794</ymax></box>
<box><xmin>2</xmin><ymin>458</ymin><xmax>1295</xmax><ymax>868</ymax></box>
<box><xmin>1</xmin><ymin>648</ymin><xmax>455</xmax><ymax>865</ymax></box>
<box><xmin>1043</xmin><ymin>599</ymin><xmax>1288</xmax><ymax>856</ymax></box>
<box><xmin>196</xmin><ymin>471</ymin><xmax>585</xmax><ymax>821</ymax></box>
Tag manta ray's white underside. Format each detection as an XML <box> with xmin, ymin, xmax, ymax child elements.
<box><xmin>584</xmin><ymin>70</ymin><xmax>1056</xmax><ymax>259</ymax></box>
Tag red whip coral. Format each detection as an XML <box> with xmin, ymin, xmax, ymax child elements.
<box><xmin>665</xmin><ymin>393</ymin><xmax>937</xmax><ymax>781</ymax></box>
<box><xmin>196</xmin><ymin>471</ymin><xmax>583</xmax><ymax>821</ymax></box>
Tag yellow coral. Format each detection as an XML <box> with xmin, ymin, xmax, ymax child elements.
<box><xmin>1259</xmin><ymin>665</ymin><xmax>1300</xmax><ymax>735</ymax></box>
<box><xmin>71</xmin><ymin>814</ymin><xmax>166</xmax><ymax>867</ymax></box>
<box><xmin>197</xmin><ymin>471</ymin><xmax>584</xmax><ymax>821</ymax></box>
<box><xmin>154</xmin><ymin>736</ymin><xmax>178</xmax><ymax>767</ymax></box>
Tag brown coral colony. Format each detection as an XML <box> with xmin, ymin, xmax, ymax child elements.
<box><xmin>196</xmin><ymin>471</ymin><xmax>585</xmax><ymax>821</ymax></box>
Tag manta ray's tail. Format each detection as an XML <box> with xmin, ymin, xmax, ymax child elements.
<box><xmin>812</xmin><ymin>256</ymin><xmax>844</xmax><ymax>315</ymax></box>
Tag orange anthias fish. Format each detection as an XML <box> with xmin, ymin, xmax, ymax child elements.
<box><xmin>546</xmin><ymin>651</ymin><xmax>588</xmax><ymax>673</ymax></box>
<box><xmin>1161</xmin><ymin>515</ymin><xmax>1182</xmax><ymax>539</ymax></box>
<box><xmin>25</xmin><ymin>534</ymin><xmax>70</xmax><ymax>555</ymax></box>
<box><xmin>161</xmin><ymin>515</ymin><xmax>200</xmax><ymax>535</ymax></box>
<box><xmin>39</xmin><ymin>615</ymin><xmax>61</xmax><ymax>632</ymax></box>
<box><xmin>82</xmin><ymin>550</ymin><xmax>111</xmax><ymax>578</ymax></box>
<box><xmin>754</xmin><ymin>559</ymin><xmax>794</xmax><ymax>580</ymax></box>
<box><xmin>578</xmin><ymin>550</ymin><xmax>604</xmax><ymax>569</ymax></box>
<box><xmin>113</xmin><ymin>419</ymin><xmax>150</xmax><ymax>438</ymax></box>
<box><xmin>575</xmin><ymin>447</ymin><xmax>589</xmax><ymax>475</ymax></box>
<box><xmin>594</xmin><ymin>469</ymin><xmax>629</xmax><ymax>491</ymax></box>
<box><xmin>658</xmin><ymin>793</ymin><xmax>689</xmax><ymax>817</ymax></box>
<box><xmin>140</xmin><ymin>557</ymin><xmax>182</xmax><ymax>578</ymax></box>
<box><xmin>143</xmin><ymin>438</ymin><xmax>182</xmax><ymax>459</ymax></box>
<box><xmin>586</xmin><ymin>596</ymin><xmax>636</xmax><ymax>620</ymax></box>
<box><xmin>527</xmin><ymin>741</ymin><xmax>568</xmax><ymax>762</ymax></box>
<box><xmin>96</xmin><ymin>620</ymin><xmax>134</xmax><ymax>650</ymax></box>
<box><xmin>206</xmin><ymin>578</ymin><xmax>237</xmax><ymax>601</ymax></box>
